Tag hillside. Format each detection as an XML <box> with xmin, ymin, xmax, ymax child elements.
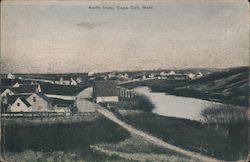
<box><xmin>168</xmin><ymin>67</ymin><xmax>249</xmax><ymax>107</ymax></box>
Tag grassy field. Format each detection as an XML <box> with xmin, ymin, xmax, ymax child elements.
<box><xmin>3</xmin><ymin>114</ymin><xmax>198</xmax><ymax>162</ymax></box>
<box><xmin>3</xmin><ymin>116</ymin><xmax>131</xmax><ymax>162</ymax></box>
<box><xmin>93</xmin><ymin>134</ymin><xmax>196</xmax><ymax>162</ymax></box>
<box><xmin>2</xmin><ymin>112</ymin><xmax>101</xmax><ymax>126</ymax></box>
<box><xmin>118</xmin><ymin>112</ymin><xmax>248</xmax><ymax>161</ymax></box>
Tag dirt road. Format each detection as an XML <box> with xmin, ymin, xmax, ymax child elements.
<box><xmin>96</xmin><ymin>107</ymin><xmax>222</xmax><ymax>162</ymax></box>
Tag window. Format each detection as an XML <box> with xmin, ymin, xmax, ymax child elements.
<box><xmin>33</xmin><ymin>97</ymin><xmax>36</xmax><ymax>102</ymax></box>
<box><xmin>17</xmin><ymin>103</ymin><xmax>20</xmax><ymax>106</ymax></box>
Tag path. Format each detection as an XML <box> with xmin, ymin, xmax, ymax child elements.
<box><xmin>75</xmin><ymin>99</ymin><xmax>222</xmax><ymax>162</ymax></box>
<box><xmin>95</xmin><ymin>107</ymin><xmax>222</xmax><ymax>162</ymax></box>
<box><xmin>91</xmin><ymin>145</ymin><xmax>197</xmax><ymax>162</ymax></box>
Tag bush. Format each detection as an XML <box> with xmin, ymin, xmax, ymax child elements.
<box><xmin>201</xmin><ymin>104</ymin><xmax>247</xmax><ymax>124</ymax></box>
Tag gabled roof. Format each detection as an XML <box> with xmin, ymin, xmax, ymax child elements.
<box><xmin>19</xmin><ymin>98</ymin><xmax>31</xmax><ymax>107</ymax></box>
<box><xmin>34</xmin><ymin>92</ymin><xmax>51</xmax><ymax>103</ymax></box>
<box><xmin>1</xmin><ymin>87</ymin><xmax>17</xmax><ymax>94</ymax></box>
<box><xmin>7</xmin><ymin>94</ymin><xmax>30</xmax><ymax>105</ymax></box>
<box><xmin>40</xmin><ymin>83</ymin><xmax>88</xmax><ymax>96</ymax></box>
<box><xmin>12</xmin><ymin>85</ymin><xmax>38</xmax><ymax>94</ymax></box>
<box><xmin>93</xmin><ymin>81</ymin><xmax>118</xmax><ymax>97</ymax></box>
<box><xmin>1</xmin><ymin>79</ymin><xmax>21</xmax><ymax>87</ymax></box>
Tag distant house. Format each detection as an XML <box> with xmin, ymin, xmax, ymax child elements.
<box><xmin>5</xmin><ymin>95</ymin><xmax>32</xmax><ymax>112</ymax></box>
<box><xmin>26</xmin><ymin>92</ymin><xmax>52</xmax><ymax>112</ymax></box>
<box><xmin>196</xmin><ymin>72</ymin><xmax>203</xmax><ymax>78</ymax></box>
<box><xmin>107</xmin><ymin>73</ymin><xmax>116</xmax><ymax>79</ymax></box>
<box><xmin>160</xmin><ymin>71</ymin><xmax>168</xmax><ymax>77</ymax></box>
<box><xmin>188</xmin><ymin>73</ymin><xmax>196</xmax><ymax>80</ymax></box>
<box><xmin>148</xmin><ymin>74</ymin><xmax>155</xmax><ymax>78</ymax></box>
<box><xmin>93</xmin><ymin>81</ymin><xmax>119</xmax><ymax>103</ymax></box>
<box><xmin>1</xmin><ymin>88</ymin><xmax>16</xmax><ymax>97</ymax></box>
<box><xmin>7</xmin><ymin>73</ymin><xmax>15</xmax><ymax>79</ymax></box>
<box><xmin>70</xmin><ymin>78</ymin><xmax>77</xmax><ymax>85</ymax></box>
<box><xmin>167</xmin><ymin>70</ymin><xmax>176</xmax><ymax>75</ymax></box>
<box><xmin>54</xmin><ymin>77</ymin><xmax>77</xmax><ymax>86</ymax></box>
<box><xmin>88</xmin><ymin>72</ymin><xmax>95</xmax><ymax>77</ymax></box>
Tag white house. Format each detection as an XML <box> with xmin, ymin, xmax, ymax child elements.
<box><xmin>142</xmin><ymin>75</ymin><xmax>147</xmax><ymax>80</ymax></box>
<box><xmin>188</xmin><ymin>73</ymin><xmax>196</xmax><ymax>80</ymax></box>
<box><xmin>148</xmin><ymin>74</ymin><xmax>155</xmax><ymax>78</ymax></box>
<box><xmin>196</xmin><ymin>72</ymin><xmax>203</xmax><ymax>78</ymax></box>
<box><xmin>70</xmin><ymin>78</ymin><xmax>77</xmax><ymax>85</ymax></box>
<box><xmin>7</xmin><ymin>73</ymin><xmax>15</xmax><ymax>79</ymax></box>
<box><xmin>88</xmin><ymin>72</ymin><xmax>95</xmax><ymax>77</ymax></box>
<box><xmin>160</xmin><ymin>71</ymin><xmax>168</xmax><ymax>77</ymax></box>
<box><xmin>168</xmin><ymin>70</ymin><xmax>176</xmax><ymax>75</ymax></box>
<box><xmin>12</xmin><ymin>82</ymin><xmax>20</xmax><ymax>88</ymax></box>
<box><xmin>6</xmin><ymin>96</ymin><xmax>32</xmax><ymax>112</ymax></box>
<box><xmin>26</xmin><ymin>93</ymin><xmax>52</xmax><ymax>112</ymax></box>
<box><xmin>1</xmin><ymin>88</ymin><xmax>16</xmax><ymax>97</ymax></box>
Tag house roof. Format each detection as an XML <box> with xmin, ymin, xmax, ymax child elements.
<box><xmin>19</xmin><ymin>98</ymin><xmax>31</xmax><ymax>107</ymax></box>
<box><xmin>50</xmin><ymin>98</ymin><xmax>74</xmax><ymax>106</ymax></box>
<box><xmin>12</xmin><ymin>85</ymin><xmax>38</xmax><ymax>94</ymax></box>
<box><xmin>1</xmin><ymin>87</ymin><xmax>17</xmax><ymax>94</ymax></box>
<box><xmin>94</xmin><ymin>81</ymin><xmax>118</xmax><ymax>97</ymax></box>
<box><xmin>40</xmin><ymin>83</ymin><xmax>88</xmax><ymax>96</ymax></box>
<box><xmin>35</xmin><ymin>92</ymin><xmax>52</xmax><ymax>103</ymax></box>
<box><xmin>1</xmin><ymin>79</ymin><xmax>21</xmax><ymax>87</ymax></box>
<box><xmin>7</xmin><ymin>94</ymin><xmax>30</xmax><ymax>105</ymax></box>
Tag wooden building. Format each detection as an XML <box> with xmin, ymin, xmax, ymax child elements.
<box><xmin>93</xmin><ymin>81</ymin><xmax>119</xmax><ymax>103</ymax></box>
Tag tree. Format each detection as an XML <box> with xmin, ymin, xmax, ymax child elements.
<box><xmin>201</xmin><ymin>104</ymin><xmax>247</xmax><ymax>124</ymax></box>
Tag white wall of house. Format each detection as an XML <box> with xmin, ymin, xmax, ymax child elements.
<box><xmin>26</xmin><ymin>93</ymin><xmax>51</xmax><ymax>112</ymax></box>
<box><xmin>7</xmin><ymin>98</ymin><xmax>32</xmax><ymax>112</ymax></box>
<box><xmin>1</xmin><ymin>89</ymin><xmax>15</xmax><ymax>97</ymax></box>
<box><xmin>96</xmin><ymin>96</ymin><xmax>119</xmax><ymax>103</ymax></box>
<box><xmin>12</xmin><ymin>83</ymin><xmax>20</xmax><ymax>88</ymax></box>
<box><xmin>7</xmin><ymin>73</ymin><xmax>15</xmax><ymax>79</ymax></box>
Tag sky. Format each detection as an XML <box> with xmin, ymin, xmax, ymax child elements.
<box><xmin>1</xmin><ymin>0</ymin><xmax>249</xmax><ymax>73</ymax></box>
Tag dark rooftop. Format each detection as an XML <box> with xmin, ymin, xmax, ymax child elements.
<box><xmin>7</xmin><ymin>94</ymin><xmax>30</xmax><ymax>105</ymax></box>
<box><xmin>1</xmin><ymin>79</ymin><xmax>21</xmax><ymax>87</ymax></box>
<box><xmin>93</xmin><ymin>81</ymin><xmax>118</xmax><ymax>97</ymax></box>
<box><xmin>12</xmin><ymin>85</ymin><xmax>38</xmax><ymax>94</ymax></box>
<box><xmin>40</xmin><ymin>83</ymin><xmax>88</xmax><ymax>96</ymax></box>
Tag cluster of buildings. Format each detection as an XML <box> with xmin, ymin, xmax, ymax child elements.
<box><xmin>0</xmin><ymin>69</ymin><xmax>206</xmax><ymax>114</ymax></box>
<box><xmin>1</xmin><ymin>73</ymin><xmax>130</xmax><ymax>114</ymax></box>
<box><xmin>0</xmin><ymin>74</ymin><xmax>82</xmax><ymax>114</ymax></box>
<box><xmin>141</xmin><ymin>70</ymin><xmax>204</xmax><ymax>80</ymax></box>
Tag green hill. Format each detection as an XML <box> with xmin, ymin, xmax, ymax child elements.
<box><xmin>169</xmin><ymin>67</ymin><xmax>249</xmax><ymax>107</ymax></box>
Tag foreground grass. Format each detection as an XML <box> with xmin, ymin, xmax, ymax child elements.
<box><xmin>5</xmin><ymin>150</ymin><xmax>138</xmax><ymax>162</ymax></box>
<box><xmin>2</xmin><ymin>112</ymin><xmax>101</xmax><ymax>126</ymax></box>
<box><xmin>117</xmin><ymin>112</ymin><xmax>248</xmax><ymax>161</ymax></box>
<box><xmin>3</xmin><ymin>116</ymin><xmax>131</xmax><ymax>161</ymax></box>
<box><xmin>93</xmin><ymin>134</ymin><xmax>197</xmax><ymax>162</ymax></box>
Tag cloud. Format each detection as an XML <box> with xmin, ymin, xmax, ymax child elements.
<box><xmin>76</xmin><ymin>21</ymin><xmax>109</xmax><ymax>29</ymax></box>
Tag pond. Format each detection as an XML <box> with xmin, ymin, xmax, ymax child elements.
<box><xmin>133</xmin><ymin>86</ymin><xmax>228</xmax><ymax>121</ymax></box>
